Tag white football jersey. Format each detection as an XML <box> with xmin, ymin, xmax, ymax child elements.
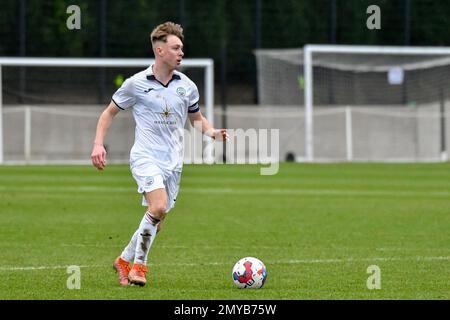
<box><xmin>112</xmin><ymin>65</ymin><xmax>199</xmax><ymax>172</ymax></box>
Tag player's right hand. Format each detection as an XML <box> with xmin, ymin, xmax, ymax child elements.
<box><xmin>91</xmin><ymin>144</ymin><xmax>107</xmax><ymax>170</ymax></box>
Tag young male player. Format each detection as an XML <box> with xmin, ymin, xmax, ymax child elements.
<box><xmin>91</xmin><ymin>22</ymin><xmax>228</xmax><ymax>286</ymax></box>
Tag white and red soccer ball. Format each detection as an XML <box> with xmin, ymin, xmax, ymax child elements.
<box><xmin>232</xmin><ymin>257</ymin><xmax>267</xmax><ymax>289</ymax></box>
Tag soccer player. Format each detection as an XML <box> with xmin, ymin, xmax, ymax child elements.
<box><xmin>90</xmin><ymin>22</ymin><xmax>228</xmax><ymax>286</ymax></box>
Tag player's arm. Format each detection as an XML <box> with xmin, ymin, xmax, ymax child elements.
<box><xmin>91</xmin><ymin>101</ymin><xmax>121</xmax><ymax>170</ymax></box>
<box><xmin>188</xmin><ymin>110</ymin><xmax>229</xmax><ymax>141</ymax></box>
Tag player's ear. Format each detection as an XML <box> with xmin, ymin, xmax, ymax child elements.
<box><xmin>153</xmin><ymin>44</ymin><xmax>162</xmax><ymax>57</ymax></box>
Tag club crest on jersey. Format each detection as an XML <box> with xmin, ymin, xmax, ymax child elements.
<box><xmin>144</xmin><ymin>176</ymin><xmax>154</xmax><ymax>186</ymax></box>
<box><xmin>176</xmin><ymin>87</ymin><xmax>186</xmax><ymax>96</ymax></box>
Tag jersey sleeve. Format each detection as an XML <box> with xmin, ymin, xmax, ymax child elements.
<box><xmin>111</xmin><ymin>78</ymin><xmax>136</xmax><ymax>110</ymax></box>
<box><xmin>187</xmin><ymin>83</ymin><xmax>200</xmax><ymax>113</ymax></box>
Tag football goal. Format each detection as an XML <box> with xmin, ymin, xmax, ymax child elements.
<box><xmin>0</xmin><ymin>57</ymin><xmax>214</xmax><ymax>164</ymax></box>
<box><xmin>255</xmin><ymin>45</ymin><xmax>450</xmax><ymax>162</ymax></box>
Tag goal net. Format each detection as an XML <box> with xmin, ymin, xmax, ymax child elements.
<box><xmin>0</xmin><ymin>58</ymin><xmax>214</xmax><ymax>164</ymax></box>
<box><xmin>255</xmin><ymin>46</ymin><xmax>450</xmax><ymax>162</ymax></box>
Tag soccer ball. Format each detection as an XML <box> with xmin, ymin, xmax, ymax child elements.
<box><xmin>232</xmin><ymin>257</ymin><xmax>267</xmax><ymax>289</ymax></box>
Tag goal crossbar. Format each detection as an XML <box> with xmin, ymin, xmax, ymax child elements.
<box><xmin>0</xmin><ymin>57</ymin><xmax>214</xmax><ymax>164</ymax></box>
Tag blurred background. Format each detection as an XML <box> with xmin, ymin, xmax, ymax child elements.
<box><xmin>0</xmin><ymin>0</ymin><xmax>449</xmax><ymax>163</ymax></box>
<box><xmin>1</xmin><ymin>0</ymin><xmax>450</xmax><ymax>104</ymax></box>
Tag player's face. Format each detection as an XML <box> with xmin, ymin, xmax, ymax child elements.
<box><xmin>161</xmin><ymin>35</ymin><xmax>184</xmax><ymax>69</ymax></box>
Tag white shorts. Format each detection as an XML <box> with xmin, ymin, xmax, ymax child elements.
<box><xmin>131</xmin><ymin>162</ymin><xmax>181</xmax><ymax>213</ymax></box>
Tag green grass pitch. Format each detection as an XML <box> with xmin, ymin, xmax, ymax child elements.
<box><xmin>0</xmin><ymin>163</ymin><xmax>449</xmax><ymax>299</ymax></box>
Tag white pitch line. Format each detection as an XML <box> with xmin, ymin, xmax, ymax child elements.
<box><xmin>60</xmin><ymin>243</ymin><xmax>189</xmax><ymax>249</ymax></box>
<box><xmin>376</xmin><ymin>247</ymin><xmax>450</xmax><ymax>252</ymax></box>
<box><xmin>0</xmin><ymin>264</ymin><xmax>104</xmax><ymax>271</ymax></box>
<box><xmin>1</xmin><ymin>256</ymin><xmax>449</xmax><ymax>272</ymax></box>
<box><xmin>4</xmin><ymin>242</ymin><xmax>449</xmax><ymax>252</ymax></box>
<box><xmin>41</xmin><ymin>243</ymin><xmax>450</xmax><ymax>252</ymax></box>
<box><xmin>284</xmin><ymin>256</ymin><xmax>450</xmax><ymax>264</ymax></box>
<box><xmin>0</xmin><ymin>186</ymin><xmax>449</xmax><ymax>198</ymax></box>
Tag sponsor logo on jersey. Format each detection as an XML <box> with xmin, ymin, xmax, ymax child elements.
<box><xmin>155</xmin><ymin>101</ymin><xmax>177</xmax><ymax>125</ymax></box>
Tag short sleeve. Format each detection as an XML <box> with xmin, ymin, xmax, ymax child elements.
<box><xmin>111</xmin><ymin>78</ymin><xmax>136</xmax><ymax>110</ymax></box>
<box><xmin>188</xmin><ymin>83</ymin><xmax>200</xmax><ymax>113</ymax></box>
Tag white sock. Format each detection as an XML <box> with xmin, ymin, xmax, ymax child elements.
<box><xmin>120</xmin><ymin>230</ymin><xmax>139</xmax><ymax>262</ymax></box>
<box><xmin>134</xmin><ymin>211</ymin><xmax>159</xmax><ymax>265</ymax></box>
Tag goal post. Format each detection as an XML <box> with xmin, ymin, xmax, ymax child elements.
<box><xmin>0</xmin><ymin>57</ymin><xmax>214</xmax><ymax>164</ymax></box>
<box><xmin>303</xmin><ymin>45</ymin><xmax>450</xmax><ymax>162</ymax></box>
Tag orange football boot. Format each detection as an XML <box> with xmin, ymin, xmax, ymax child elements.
<box><xmin>128</xmin><ymin>263</ymin><xmax>148</xmax><ymax>286</ymax></box>
<box><xmin>113</xmin><ymin>256</ymin><xmax>131</xmax><ymax>286</ymax></box>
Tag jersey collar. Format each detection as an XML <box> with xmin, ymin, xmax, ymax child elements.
<box><xmin>146</xmin><ymin>65</ymin><xmax>181</xmax><ymax>88</ymax></box>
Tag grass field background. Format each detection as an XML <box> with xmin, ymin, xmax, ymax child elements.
<box><xmin>0</xmin><ymin>163</ymin><xmax>449</xmax><ymax>299</ymax></box>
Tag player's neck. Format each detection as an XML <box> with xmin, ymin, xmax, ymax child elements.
<box><xmin>152</xmin><ymin>63</ymin><xmax>174</xmax><ymax>86</ymax></box>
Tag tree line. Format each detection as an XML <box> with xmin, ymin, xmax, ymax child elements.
<box><xmin>1</xmin><ymin>0</ymin><xmax>449</xmax><ymax>82</ymax></box>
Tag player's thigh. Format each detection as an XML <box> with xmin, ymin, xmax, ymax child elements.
<box><xmin>144</xmin><ymin>188</ymin><xmax>168</xmax><ymax>219</ymax></box>
<box><xmin>131</xmin><ymin>163</ymin><xmax>167</xmax><ymax>213</ymax></box>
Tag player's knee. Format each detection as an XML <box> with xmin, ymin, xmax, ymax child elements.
<box><xmin>148</xmin><ymin>203</ymin><xmax>167</xmax><ymax>220</ymax></box>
